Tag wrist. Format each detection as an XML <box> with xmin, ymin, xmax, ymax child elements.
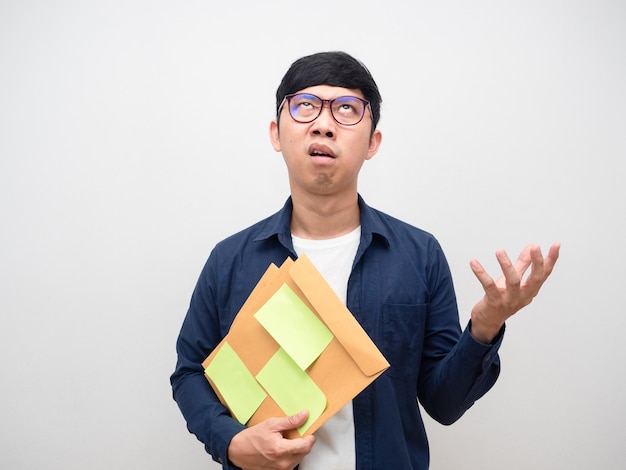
<box><xmin>469</xmin><ymin>318</ymin><xmax>503</xmax><ymax>344</ymax></box>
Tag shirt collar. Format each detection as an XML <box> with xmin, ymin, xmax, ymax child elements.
<box><xmin>254</xmin><ymin>195</ymin><xmax>391</xmax><ymax>250</ymax></box>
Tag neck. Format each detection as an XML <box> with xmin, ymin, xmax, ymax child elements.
<box><xmin>290</xmin><ymin>192</ymin><xmax>360</xmax><ymax>240</ymax></box>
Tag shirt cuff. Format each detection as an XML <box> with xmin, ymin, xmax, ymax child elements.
<box><xmin>459</xmin><ymin>320</ymin><xmax>505</xmax><ymax>370</ymax></box>
<box><xmin>206</xmin><ymin>414</ymin><xmax>246</xmax><ymax>470</ymax></box>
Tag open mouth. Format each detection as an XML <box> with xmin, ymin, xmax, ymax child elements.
<box><xmin>309</xmin><ymin>144</ymin><xmax>335</xmax><ymax>158</ymax></box>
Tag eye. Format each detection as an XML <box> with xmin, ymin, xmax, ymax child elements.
<box><xmin>339</xmin><ymin>103</ymin><xmax>356</xmax><ymax>114</ymax></box>
<box><xmin>290</xmin><ymin>94</ymin><xmax>320</xmax><ymax>116</ymax></box>
<box><xmin>333</xmin><ymin>97</ymin><xmax>362</xmax><ymax>117</ymax></box>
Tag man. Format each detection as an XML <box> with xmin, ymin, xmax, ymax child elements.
<box><xmin>170</xmin><ymin>51</ymin><xmax>560</xmax><ymax>470</ymax></box>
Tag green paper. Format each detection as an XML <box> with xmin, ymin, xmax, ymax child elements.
<box><xmin>254</xmin><ymin>283</ymin><xmax>333</xmax><ymax>370</ymax></box>
<box><xmin>255</xmin><ymin>348</ymin><xmax>327</xmax><ymax>434</ymax></box>
<box><xmin>204</xmin><ymin>342</ymin><xmax>267</xmax><ymax>424</ymax></box>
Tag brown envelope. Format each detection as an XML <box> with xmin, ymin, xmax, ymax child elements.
<box><xmin>202</xmin><ymin>254</ymin><xmax>390</xmax><ymax>438</ymax></box>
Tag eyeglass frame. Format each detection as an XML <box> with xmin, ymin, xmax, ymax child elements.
<box><xmin>278</xmin><ymin>92</ymin><xmax>372</xmax><ymax>126</ymax></box>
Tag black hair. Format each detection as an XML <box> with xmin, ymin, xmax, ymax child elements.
<box><xmin>275</xmin><ymin>51</ymin><xmax>382</xmax><ymax>131</ymax></box>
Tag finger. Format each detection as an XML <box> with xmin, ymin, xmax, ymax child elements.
<box><xmin>525</xmin><ymin>242</ymin><xmax>560</xmax><ymax>290</ymax></box>
<box><xmin>286</xmin><ymin>434</ymin><xmax>316</xmax><ymax>456</ymax></box>
<box><xmin>543</xmin><ymin>242</ymin><xmax>561</xmax><ymax>277</ymax></box>
<box><xmin>495</xmin><ymin>249</ymin><xmax>521</xmax><ymax>290</ymax></box>
<box><xmin>510</xmin><ymin>245</ymin><xmax>551</xmax><ymax>288</ymax></box>
<box><xmin>512</xmin><ymin>245</ymin><xmax>534</xmax><ymax>276</ymax></box>
<box><xmin>470</xmin><ymin>259</ymin><xmax>500</xmax><ymax>297</ymax></box>
<box><xmin>271</xmin><ymin>410</ymin><xmax>309</xmax><ymax>432</ymax></box>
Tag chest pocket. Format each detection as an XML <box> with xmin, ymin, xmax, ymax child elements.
<box><xmin>382</xmin><ymin>303</ymin><xmax>428</xmax><ymax>382</ymax></box>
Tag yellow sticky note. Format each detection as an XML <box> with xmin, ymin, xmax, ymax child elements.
<box><xmin>255</xmin><ymin>347</ymin><xmax>327</xmax><ymax>435</ymax></box>
<box><xmin>204</xmin><ymin>342</ymin><xmax>267</xmax><ymax>424</ymax></box>
<box><xmin>254</xmin><ymin>283</ymin><xmax>333</xmax><ymax>370</ymax></box>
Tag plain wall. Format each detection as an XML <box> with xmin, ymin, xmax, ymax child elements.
<box><xmin>1</xmin><ymin>1</ymin><xmax>625</xmax><ymax>469</ymax></box>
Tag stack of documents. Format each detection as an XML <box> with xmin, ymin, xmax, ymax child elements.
<box><xmin>203</xmin><ymin>254</ymin><xmax>389</xmax><ymax>438</ymax></box>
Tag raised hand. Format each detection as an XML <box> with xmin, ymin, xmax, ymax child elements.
<box><xmin>469</xmin><ymin>242</ymin><xmax>561</xmax><ymax>343</ymax></box>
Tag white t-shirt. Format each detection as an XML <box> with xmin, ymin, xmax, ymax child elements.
<box><xmin>292</xmin><ymin>227</ymin><xmax>361</xmax><ymax>470</ymax></box>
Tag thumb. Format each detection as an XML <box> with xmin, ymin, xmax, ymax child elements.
<box><xmin>273</xmin><ymin>410</ymin><xmax>309</xmax><ymax>432</ymax></box>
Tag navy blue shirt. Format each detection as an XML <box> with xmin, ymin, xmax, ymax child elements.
<box><xmin>171</xmin><ymin>195</ymin><xmax>504</xmax><ymax>469</ymax></box>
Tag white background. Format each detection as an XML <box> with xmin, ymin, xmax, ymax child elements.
<box><xmin>1</xmin><ymin>1</ymin><xmax>625</xmax><ymax>469</ymax></box>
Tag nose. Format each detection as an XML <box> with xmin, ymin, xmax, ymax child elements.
<box><xmin>311</xmin><ymin>103</ymin><xmax>336</xmax><ymax>138</ymax></box>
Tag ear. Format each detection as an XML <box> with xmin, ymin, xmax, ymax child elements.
<box><xmin>365</xmin><ymin>129</ymin><xmax>382</xmax><ymax>161</ymax></box>
<box><xmin>269</xmin><ymin>120</ymin><xmax>281</xmax><ymax>152</ymax></box>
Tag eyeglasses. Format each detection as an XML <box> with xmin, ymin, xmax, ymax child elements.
<box><xmin>279</xmin><ymin>93</ymin><xmax>371</xmax><ymax>126</ymax></box>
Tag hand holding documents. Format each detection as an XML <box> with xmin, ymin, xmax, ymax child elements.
<box><xmin>202</xmin><ymin>254</ymin><xmax>390</xmax><ymax>438</ymax></box>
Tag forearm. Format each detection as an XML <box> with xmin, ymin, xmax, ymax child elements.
<box><xmin>171</xmin><ymin>367</ymin><xmax>245</xmax><ymax>466</ymax></box>
<box><xmin>418</xmin><ymin>321</ymin><xmax>504</xmax><ymax>425</ymax></box>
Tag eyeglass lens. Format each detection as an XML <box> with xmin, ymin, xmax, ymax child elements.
<box><xmin>287</xmin><ymin>94</ymin><xmax>367</xmax><ymax>126</ymax></box>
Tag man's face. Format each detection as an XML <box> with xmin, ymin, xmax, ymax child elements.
<box><xmin>269</xmin><ymin>85</ymin><xmax>382</xmax><ymax>199</ymax></box>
